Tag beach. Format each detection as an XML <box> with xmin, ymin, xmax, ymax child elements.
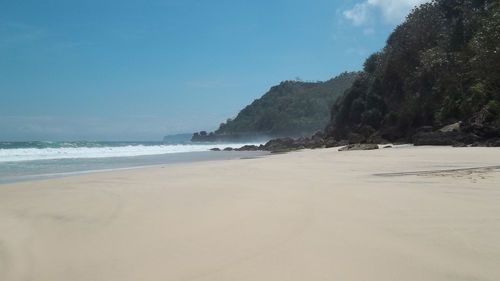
<box><xmin>0</xmin><ymin>146</ymin><xmax>499</xmax><ymax>281</ymax></box>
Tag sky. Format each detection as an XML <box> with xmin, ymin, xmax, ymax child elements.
<box><xmin>0</xmin><ymin>0</ymin><xmax>429</xmax><ymax>141</ymax></box>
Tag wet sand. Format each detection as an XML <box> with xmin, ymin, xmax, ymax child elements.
<box><xmin>0</xmin><ymin>146</ymin><xmax>499</xmax><ymax>281</ymax></box>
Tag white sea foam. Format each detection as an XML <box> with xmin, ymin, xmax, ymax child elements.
<box><xmin>0</xmin><ymin>143</ymin><xmax>263</xmax><ymax>163</ymax></box>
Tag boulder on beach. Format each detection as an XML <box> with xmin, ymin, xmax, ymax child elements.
<box><xmin>235</xmin><ymin>145</ymin><xmax>260</xmax><ymax>151</ymax></box>
<box><xmin>263</xmin><ymin>138</ymin><xmax>296</xmax><ymax>152</ymax></box>
<box><xmin>338</xmin><ymin>143</ymin><xmax>379</xmax><ymax>151</ymax></box>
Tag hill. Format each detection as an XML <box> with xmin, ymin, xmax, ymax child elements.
<box><xmin>326</xmin><ymin>0</ymin><xmax>500</xmax><ymax>146</ymax></box>
<box><xmin>192</xmin><ymin>72</ymin><xmax>358</xmax><ymax>142</ymax></box>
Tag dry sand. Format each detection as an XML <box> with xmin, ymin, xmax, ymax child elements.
<box><xmin>0</xmin><ymin>146</ymin><xmax>499</xmax><ymax>281</ymax></box>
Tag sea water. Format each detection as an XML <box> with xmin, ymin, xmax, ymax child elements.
<box><xmin>0</xmin><ymin>141</ymin><xmax>267</xmax><ymax>183</ymax></box>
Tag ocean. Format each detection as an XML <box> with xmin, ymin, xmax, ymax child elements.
<box><xmin>0</xmin><ymin>141</ymin><xmax>267</xmax><ymax>183</ymax></box>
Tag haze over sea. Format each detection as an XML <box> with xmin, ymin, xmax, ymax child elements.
<box><xmin>0</xmin><ymin>140</ymin><xmax>267</xmax><ymax>183</ymax></box>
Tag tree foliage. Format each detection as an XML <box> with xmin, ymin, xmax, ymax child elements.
<box><xmin>327</xmin><ymin>0</ymin><xmax>500</xmax><ymax>141</ymax></box>
<box><xmin>213</xmin><ymin>72</ymin><xmax>359</xmax><ymax>138</ymax></box>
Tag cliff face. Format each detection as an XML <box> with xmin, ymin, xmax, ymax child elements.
<box><xmin>326</xmin><ymin>0</ymin><xmax>500</xmax><ymax>145</ymax></box>
<box><xmin>192</xmin><ymin>72</ymin><xmax>358</xmax><ymax>142</ymax></box>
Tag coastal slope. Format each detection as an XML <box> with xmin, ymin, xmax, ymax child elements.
<box><xmin>326</xmin><ymin>0</ymin><xmax>500</xmax><ymax>145</ymax></box>
<box><xmin>1</xmin><ymin>146</ymin><xmax>500</xmax><ymax>281</ymax></box>
<box><xmin>192</xmin><ymin>72</ymin><xmax>358</xmax><ymax>142</ymax></box>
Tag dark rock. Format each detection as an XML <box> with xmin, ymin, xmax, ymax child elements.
<box><xmin>383</xmin><ymin>145</ymin><xmax>393</xmax><ymax>148</ymax></box>
<box><xmin>261</xmin><ymin>135</ymin><xmax>327</xmax><ymax>152</ymax></box>
<box><xmin>347</xmin><ymin>133</ymin><xmax>366</xmax><ymax>144</ymax></box>
<box><xmin>312</xmin><ymin>131</ymin><xmax>326</xmax><ymax>139</ymax></box>
<box><xmin>337</xmin><ymin>139</ymin><xmax>349</xmax><ymax>146</ymax></box>
<box><xmin>235</xmin><ymin>145</ymin><xmax>260</xmax><ymax>151</ymax></box>
<box><xmin>223</xmin><ymin>147</ymin><xmax>234</xmax><ymax>151</ymax></box>
<box><xmin>210</xmin><ymin>148</ymin><xmax>221</xmax><ymax>151</ymax></box>
<box><xmin>413</xmin><ymin>131</ymin><xmax>479</xmax><ymax>146</ymax></box>
<box><xmin>325</xmin><ymin>138</ymin><xmax>339</xmax><ymax>148</ymax></box>
<box><xmin>413</xmin><ymin>131</ymin><xmax>456</xmax><ymax>146</ymax></box>
<box><xmin>326</xmin><ymin>139</ymin><xmax>349</xmax><ymax>148</ymax></box>
<box><xmin>378</xmin><ymin>126</ymin><xmax>407</xmax><ymax>142</ymax></box>
<box><xmin>484</xmin><ymin>138</ymin><xmax>500</xmax><ymax>147</ymax></box>
<box><xmin>338</xmin><ymin>143</ymin><xmax>379</xmax><ymax>151</ymax></box>
<box><xmin>366</xmin><ymin>132</ymin><xmax>389</xmax><ymax>144</ymax></box>
<box><xmin>416</xmin><ymin>126</ymin><xmax>435</xmax><ymax>133</ymax></box>
<box><xmin>461</xmin><ymin>108</ymin><xmax>500</xmax><ymax>138</ymax></box>
<box><xmin>492</xmin><ymin>139</ymin><xmax>500</xmax><ymax>147</ymax></box>
<box><xmin>306</xmin><ymin>136</ymin><xmax>325</xmax><ymax>148</ymax></box>
<box><xmin>263</xmin><ymin>138</ymin><xmax>296</xmax><ymax>151</ymax></box>
<box><xmin>293</xmin><ymin>137</ymin><xmax>309</xmax><ymax>147</ymax></box>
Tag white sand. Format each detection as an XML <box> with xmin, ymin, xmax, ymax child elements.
<box><xmin>0</xmin><ymin>146</ymin><xmax>499</xmax><ymax>281</ymax></box>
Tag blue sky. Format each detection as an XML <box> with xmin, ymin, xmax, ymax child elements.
<box><xmin>0</xmin><ymin>0</ymin><xmax>428</xmax><ymax>141</ymax></box>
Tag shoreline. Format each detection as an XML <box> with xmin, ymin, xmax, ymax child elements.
<box><xmin>1</xmin><ymin>146</ymin><xmax>499</xmax><ymax>281</ymax></box>
<box><xmin>0</xmin><ymin>143</ymin><xmax>488</xmax><ymax>185</ymax></box>
<box><xmin>0</xmin><ymin>150</ymin><xmax>269</xmax><ymax>184</ymax></box>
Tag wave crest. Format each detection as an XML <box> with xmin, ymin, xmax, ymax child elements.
<box><xmin>0</xmin><ymin>143</ymin><xmax>261</xmax><ymax>162</ymax></box>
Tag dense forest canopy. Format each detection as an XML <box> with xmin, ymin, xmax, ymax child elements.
<box><xmin>192</xmin><ymin>72</ymin><xmax>358</xmax><ymax>141</ymax></box>
<box><xmin>326</xmin><ymin>0</ymin><xmax>500</xmax><ymax>142</ymax></box>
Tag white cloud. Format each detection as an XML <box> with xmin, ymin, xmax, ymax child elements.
<box><xmin>343</xmin><ymin>0</ymin><xmax>431</xmax><ymax>26</ymax></box>
<box><xmin>343</xmin><ymin>2</ymin><xmax>372</xmax><ymax>26</ymax></box>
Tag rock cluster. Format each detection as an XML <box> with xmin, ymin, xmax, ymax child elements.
<box><xmin>338</xmin><ymin>144</ymin><xmax>379</xmax><ymax>151</ymax></box>
<box><xmin>258</xmin><ymin>132</ymin><xmax>332</xmax><ymax>152</ymax></box>
<box><xmin>211</xmin><ymin>131</ymin><xmax>380</xmax><ymax>153</ymax></box>
<box><xmin>413</xmin><ymin>109</ymin><xmax>500</xmax><ymax>147</ymax></box>
<box><xmin>210</xmin><ymin>109</ymin><xmax>500</xmax><ymax>153</ymax></box>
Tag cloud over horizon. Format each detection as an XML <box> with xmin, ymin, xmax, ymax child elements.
<box><xmin>343</xmin><ymin>0</ymin><xmax>431</xmax><ymax>26</ymax></box>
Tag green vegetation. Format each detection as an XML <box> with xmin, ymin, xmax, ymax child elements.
<box><xmin>327</xmin><ymin>0</ymin><xmax>500</xmax><ymax>141</ymax></box>
<box><xmin>216</xmin><ymin>72</ymin><xmax>358</xmax><ymax>137</ymax></box>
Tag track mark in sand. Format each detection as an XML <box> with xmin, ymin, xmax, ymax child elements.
<box><xmin>419</xmin><ymin>169</ymin><xmax>495</xmax><ymax>183</ymax></box>
<box><xmin>374</xmin><ymin>165</ymin><xmax>500</xmax><ymax>179</ymax></box>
